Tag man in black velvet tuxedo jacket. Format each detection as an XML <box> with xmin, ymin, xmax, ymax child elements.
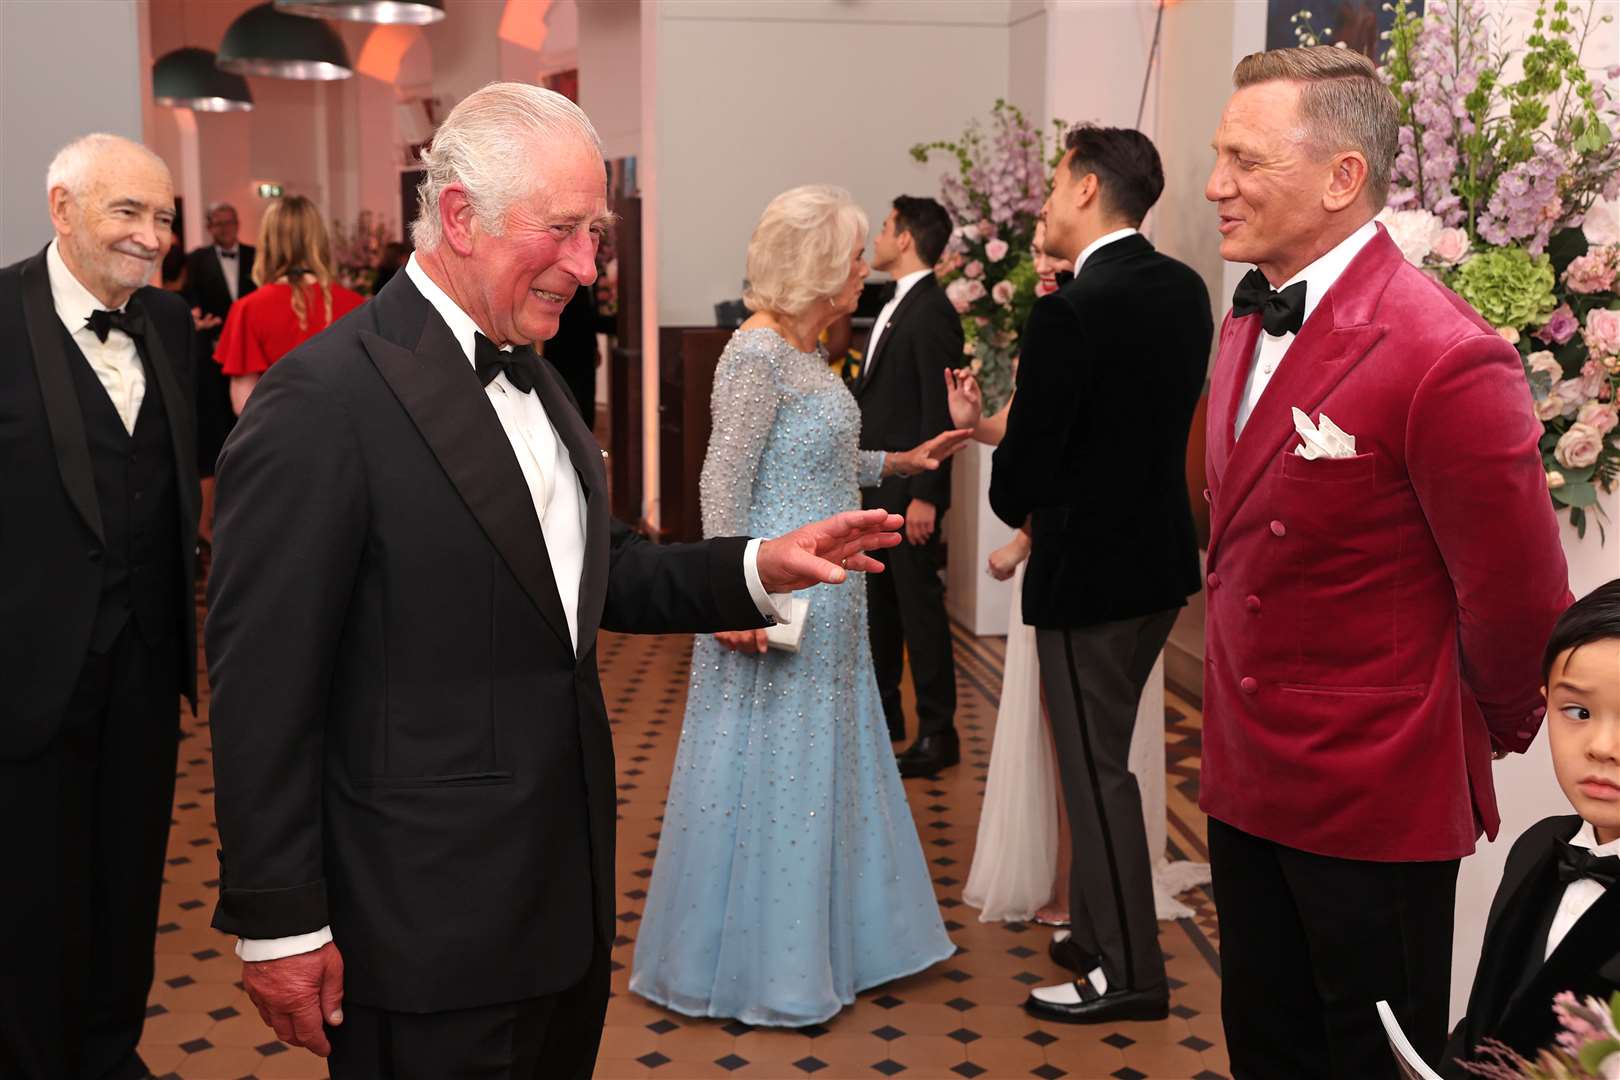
<box><xmin>990</xmin><ymin>125</ymin><xmax>1212</xmax><ymax>1026</ymax></box>
<box><xmin>206</xmin><ymin>84</ymin><xmax>903</xmax><ymax>1080</ymax></box>
<box><xmin>856</xmin><ymin>195</ymin><xmax>963</xmax><ymax>776</ymax></box>
<box><xmin>0</xmin><ymin>134</ymin><xmax>198</xmax><ymax>1080</ymax></box>
<box><xmin>1442</xmin><ymin>581</ymin><xmax>1620</xmax><ymax>1077</ymax></box>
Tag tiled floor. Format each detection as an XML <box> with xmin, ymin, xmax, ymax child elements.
<box><xmin>141</xmin><ymin>607</ymin><xmax>1227</xmax><ymax>1079</ymax></box>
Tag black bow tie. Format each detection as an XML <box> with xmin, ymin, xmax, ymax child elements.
<box><xmin>1232</xmin><ymin>268</ymin><xmax>1308</xmax><ymax>338</ymax></box>
<box><xmin>474</xmin><ymin>333</ymin><xmax>541</xmax><ymax>395</ymax></box>
<box><xmin>218</xmin><ymin>249</ymin><xmax>237</xmax><ymax>260</ymax></box>
<box><xmin>85</xmin><ymin>303</ymin><xmax>144</xmax><ymax>344</ymax></box>
<box><xmin>1556</xmin><ymin>842</ymin><xmax>1620</xmax><ymax>889</ymax></box>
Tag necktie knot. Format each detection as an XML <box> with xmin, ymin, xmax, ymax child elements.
<box><xmin>86</xmin><ymin>303</ymin><xmax>144</xmax><ymax>344</ymax></box>
<box><xmin>1232</xmin><ymin>268</ymin><xmax>1308</xmax><ymax>338</ymax></box>
<box><xmin>1556</xmin><ymin>842</ymin><xmax>1620</xmax><ymax>889</ymax></box>
<box><xmin>474</xmin><ymin>332</ymin><xmax>541</xmax><ymax>394</ymax></box>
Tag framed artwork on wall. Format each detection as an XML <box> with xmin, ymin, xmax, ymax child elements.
<box><xmin>1264</xmin><ymin>0</ymin><xmax>1423</xmax><ymax>56</ymax></box>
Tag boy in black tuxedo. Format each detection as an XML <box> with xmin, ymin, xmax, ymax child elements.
<box><xmin>1442</xmin><ymin>578</ymin><xmax>1620</xmax><ymax>1076</ymax></box>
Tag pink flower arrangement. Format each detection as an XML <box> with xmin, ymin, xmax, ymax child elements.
<box><xmin>1459</xmin><ymin>990</ymin><xmax>1620</xmax><ymax>1079</ymax></box>
<box><xmin>1586</xmin><ymin>308</ymin><xmax>1620</xmax><ymax>359</ymax></box>
<box><xmin>1536</xmin><ymin>304</ymin><xmax>1581</xmax><ymax>346</ymax></box>
<box><xmin>962</xmin><ymin>260</ymin><xmax>984</xmax><ymax>280</ymax></box>
<box><xmin>985</xmin><ymin>238</ymin><xmax>1009</xmax><ymax>263</ymax></box>
<box><xmin>991</xmin><ymin>280</ymin><xmax>1015</xmax><ymax>305</ymax></box>
<box><xmin>1564</xmin><ymin>247</ymin><xmax>1619</xmax><ymax>294</ymax></box>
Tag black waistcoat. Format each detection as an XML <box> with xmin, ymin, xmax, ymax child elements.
<box><xmin>63</xmin><ymin>333</ymin><xmax>182</xmax><ymax>652</ymax></box>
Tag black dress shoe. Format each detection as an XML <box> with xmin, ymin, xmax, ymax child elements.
<box><xmin>1049</xmin><ymin>934</ymin><xmax>1100</xmax><ymax>975</ymax></box>
<box><xmin>1024</xmin><ymin>980</ymin><xmax>1169</xmax><ymax>1024</ymax></box>
<box><xmin>896</xmin><ymin>732</ymin><xmax>960</xmax><ymax>777</ymax></box>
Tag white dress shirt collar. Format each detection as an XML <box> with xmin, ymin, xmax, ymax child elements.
<box><xmin>888</xmin><ymin>267</ymin><xmax>931</xmax><ymax>305</ymax></box>
<box><xmin>1568</xmin><ymin>819</ymin><xmax>1620</xmax><ymax>856</ymax></box>
<box><xmin>406</xmin><ymin>253</ymin><xmax>488</xmax><ymax>366</ymax></box>
<box><xmin>46</xmin><ymin>238</ymin><xmax>118</xmax><ymax>332</ymax></box>
<box><xmin>1075</xmin><ymin>228</ymin><xmax>1139</xmax><ymax>275</ymax></box>
<box><xmin>1263</xmin><ymin>218</ymin><xmax>1378</xmax><ymax>340</ymax></box>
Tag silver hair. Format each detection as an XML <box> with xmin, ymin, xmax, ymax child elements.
<box><xmin>206</xmin><ymin>201</ymin><xmax>238</xmax><ymax>220</ymax></box>
<box><xmin>46</xmin><ymin>133</ymin><xmax>170</xmax><ymax>198</ymax></box>
<box><xmin>410</xmin><ymin>82</ymin><xmax>602</xmax><ymax>251</ymax></box>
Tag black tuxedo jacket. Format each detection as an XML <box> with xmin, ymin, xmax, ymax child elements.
<box><xmin>855</xmin><ymin>273</ymin><xmax>961</xmax><ymax>515</ymax></box>
<box><xmin>1442</xmin><ymin>815</ymin><xmax>1620</xmax><ymax>1077</ymax></box>
<box><xmin>0</xmin><ymin>248</ymin><xmax>199</xmax><ymax>759</ymax></box>
<box><xmin>989</xmin><ymin>234</ymin><xmax>1212</xmax><ymax>628</ymax></box>
<box><xmin>183</xmin><ymin>244</ymin><xmax>256</xmax><ymax>321</ymax></box>
<box><xmin>206</xmin><ymin>272</ymin><xmax>767</xmax><ymax>1013</ymax></box>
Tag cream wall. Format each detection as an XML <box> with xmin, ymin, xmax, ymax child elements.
<box><xmin>579</xmin><ymin>0</ymin><xmax>640</xmax><ymax>161</ymax></box>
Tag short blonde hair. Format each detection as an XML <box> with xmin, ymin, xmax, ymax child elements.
<box><xmin>743</xmin><ymin>185</ymin><xmax>867</xmax><ymax>317</ymax></box>
<box><xmin>1233</xmin><ymin>46</ymin><xmax>1398</xmax><ymax>208</ymax></box>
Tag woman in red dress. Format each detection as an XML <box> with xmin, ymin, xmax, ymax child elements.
<box><xmin>215</xmin><ymin>194</ymin><xmax>365</xmax><ymax>414</ymax></box>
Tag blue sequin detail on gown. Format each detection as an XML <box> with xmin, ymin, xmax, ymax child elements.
<box><xmin>629</xmin><ymin>328</ymin><xmax>955</xmax><ymax>1026</ymax></box>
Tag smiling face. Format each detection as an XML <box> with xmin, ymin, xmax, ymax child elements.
<box><xmin>467</xmin><ymin>138</ymin><xmax>609</xmax><ymax>346</ymax></box>
<box><xmin>1545</xmin><ymin>637</ymin><xmax>1620</xmax><ymax>845</ymax></box>
<box><xmin>51</xmin><ymin>143</ymin><xmax>175</xmax><ymax>308</ymax></box>
<box><xmin>1206</xmin><ymin>80</ymin><xmax>1341</xmax><ymax>284</ymax></box>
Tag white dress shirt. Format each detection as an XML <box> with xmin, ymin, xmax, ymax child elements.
<box><xmin>217</xmin><ymin>246</ymin><xmax>242</xmax><ymax>302</ymax></box>
<box><xmin>1545</xmin><ymin>820</ymin><xmax>1619</xmax><ymax>960</ymax></box>
<box><xmin>47</xmin><ymin>240</ymin><xmax>145</xmax><ymax>435</ymax></box>
<box><xmin>1075</xmin><ymin>227</ymin><xmax>1139</xmax><ymax>275</ymax></box>
<box><xmin>1234</xmin><ymin>219</ymin><xmax>1378</xmax><ymax>437</ymax></box>
<box><xmin>238</xmin><ymin>256</ymin><xmax>786</xmax><ymax>962</ymax></box>
<box><xmin>862</xmin><ymin>267</ymin><xmax>930</xmax><ymax>381</ymax></box>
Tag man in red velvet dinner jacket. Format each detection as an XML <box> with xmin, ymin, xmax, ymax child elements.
<box><xmin>1200</xmin><ymin>48</ymin><xmax>1570</xmax><ymax>1080</ymax></box>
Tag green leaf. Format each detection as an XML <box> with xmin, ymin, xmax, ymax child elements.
<box><xmin>1559</xmin><ymin>479</ymin><xmax>1598</xmax><ymax>507</ymax></box>
<box><xmin>1577</xmin><ymin>1038</ymin><xmax>1619</xmax><ymax>1075</ymax></box>
<box><xmin>1571</xmin><ymin>504</ymin><xmax>1588</xmax><ymax>537</ymax></box>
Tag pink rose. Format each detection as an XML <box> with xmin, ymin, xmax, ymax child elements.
<box><xmin>992</xmin><ymin>280</ymin><xmax>1015</xmax><ymax>305</ymax></box>
<box><xmin>1576</xmin><ymin>400</ymin><xmax>1619</xmax><ymax>436</ymax></box>
<box><xmin>1535</xmin><ymin>303</ymin><xmax>1580</xmax><ymax>345</ymax></box>
<box><xmin>985</xmin><ymin>238</ymin><xmax>1010</xmax><ymax>263</ymax></box>
<box><xmin>1375</xmin><ymin>206</ymin><xmax>1440</xmax><ymax>265</ymax></box>
<box><xmin>944</xmin><ymin>277</ymin><xmax>974</xmax><ymax>314</ymax></box>
<box><xmin>1554</xmin><ymin>379</ymin><xmax>1587</xmax><ymax>419</ymax></box>
<box><xmin>1554</xmin><ymin>422</ymin><xmax>1605</xmax><ymax>469</ymax></box>
<box><xmin>1535</xmin><ymin>393</ymin><xmax>1567</xmax><ymax>422</ymax></box>
<box><xmin>1430</xmin><ymin>227</ymin><xmax>1470</xmax><ymax>265</ymax></box>
<box><xmin>1563</xmin><ymin>248</ymin><xmax>1618</xmax><ymax>294</ymax></box>
<box><xmin>963</xmin><ymin>260</ymin><xmax>984</xmax><ymax>280</ymax></box>
<box><xmin>1583</xmin><ymin>196</ymin><xmax>1619</xmax><ymax>247</ymax></box>
<box><xmin>1579</xmin><ymin>360</ymin><xmax>1607</xmax><ymax>398</ymax></box>
<box><xmin>1547</xmin><ymin>469</ymin><xmax>1567</xmax><ymax>489</ymax></box>
<box><xmin>1525</xmin><ymin>350</ymin><xmax>1563</xmax><ymax>382</ymax></box>
<box><xmin>1584</xmin><ymin>307</ymin><xmax>1620</xmax><ymax>358</ymax></box>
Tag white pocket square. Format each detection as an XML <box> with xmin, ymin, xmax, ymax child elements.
<box><xmin>1291</xmin><ymin>408</ymin><xmax>1357</xmax><ymax>460</ymax></box>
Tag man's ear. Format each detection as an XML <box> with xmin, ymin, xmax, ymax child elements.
<box><xmin>439</xmin><ymin>185</ymin><xmax>479</xmax><ymax>257</ymax></box>
<box><xmin>1323</xmin><ymin>150</ymin><xmax>1371</xmax><ymax>214</ymax></box>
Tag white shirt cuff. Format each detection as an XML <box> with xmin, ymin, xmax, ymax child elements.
<box><xmin>236</xmin><ymin>926</ymin><xmax>333</xmax><ymax>962</ymax></box>
<box><xmin>743</xmin><ymin>537</ymin><xmax>792</xmax><ymax>625</ymax></box>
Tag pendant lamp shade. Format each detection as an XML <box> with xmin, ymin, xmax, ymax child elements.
<box><xmin>274</xmin><ymin>0</ymin><xmax>445</xmax><ymax>24</ymax></box>
<box><xmin>153</xmin><ymin>47</ymin><xmax>254</xmax><ymax>112</ymax></box>
<box><xmin>217</xmin><ymin>3</ymin><xmax>354</xmax><ymax>81</ymax></box>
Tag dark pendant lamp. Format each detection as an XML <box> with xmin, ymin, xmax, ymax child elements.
<box><xmin>153</xmin><ymin>46</ymin><xmax>254</xmax><ymax>112</ymax></box>
<box><xmin>274</xmin><ymin>0</ymin><xmax>445</xmax><ymax>24</ymax></box>
<box><xmin>217</xmin><ymin>2</ymin><xmax>354</xmax><ymax>81</ymax></box>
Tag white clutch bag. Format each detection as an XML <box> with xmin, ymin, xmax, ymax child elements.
<box><xmin>765</xmin><ymin>596</ymin><xmax>810</xmax><ymax>653</ymax></box>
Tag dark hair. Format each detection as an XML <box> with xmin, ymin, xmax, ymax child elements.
<box><xmin>891</xmin><ymin>195</ymin><xmax>953</xmax><ymax>266</ymax></box>
<box><xmin>1064</xmin><ymin>124</ymin><xmax>1165</xmax><ymax>227</ymax></box>
<box><xmin>1542</xmin><ymin>578</ymin><xmax>1620</xmax><ymax>680</ymax></box>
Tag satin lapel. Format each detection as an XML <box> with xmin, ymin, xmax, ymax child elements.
<box><xmin>1205</xmin><ymin>310</ymin><xmax>1260</xmax><ymax>501</ymax></box>
<box><xmin>1498</xmin><ymin>884</ymin><xmax>1620</xmax><ymax>1050</ymax></box>
<box><xmin>20</xmin><ymin>250</ymin><xmax>103</xmax><ymax>544</ymax></box>
<box><xmin>361</xmin><ymin>317</ymin><xmax>574</xmax><ymax>652</ymax></box>
<box><xmin>858</xmin><ymin>275</ymin><xmax>933</xmax><ymax>399</ymax></box>
<box><xmin>1208</xmin><ymin>290</ymin><xmax>1384</xmax><ymax>546</ymax></box>
<box><xmin>135</xmin><ymin>294</ymin><xmax>200</xmax><ymax>535</ymax></box>
<box><xmin>528</xmin><ymin>348</ymin><xmax>609</xmax><ymax>660</ymax></box>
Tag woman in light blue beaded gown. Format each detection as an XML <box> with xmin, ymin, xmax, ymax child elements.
<box><xmin>630</xmin><ymin>186</ymin><xmax>963</xmax><ymax>1027</ymax></box>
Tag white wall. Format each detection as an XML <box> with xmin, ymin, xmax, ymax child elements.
<box><xmin>1</xmin><ymin>0</ymin><xmax>145</xmax><ymax>263</ymax></box>
<box><xmin>578</xmin><ymin>0</ymin><xmax>640</xmax><ymax>161</ymax></box>
<box><xmin>653</xmin><ymin>0</ymin><xmax>1017</xmax><ymax>327</ymax></box>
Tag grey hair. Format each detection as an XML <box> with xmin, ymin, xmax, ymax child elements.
<box><xmin>46</xmin><ymin>133</ymin><xmax>170</xmax><ymax>197</ymax></box>
<box><xmin>410</xmin><ymin>82</ymin><xmax>603</xmax><ymax>251</ymax></box>
<box><xmin>743</xmin><ymin>185</ymin><xmax>868</xmax><ymax>317</ymax></box>
<box><xmin>206</xmin><ymin>201</ymin><xmax>238</xmax><ymax>220</ymax></box>
<box><xmin>1233</xmin><ymin>46</ymin><xmax>1399</xmax><ymax>208</ymax></box>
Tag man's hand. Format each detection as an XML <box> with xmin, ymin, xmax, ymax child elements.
<box><xmin>905</xmin><ymin>499</ymin><xmax>937</xmax><ymax>546</ymax></box>
<box><xmin>192</xmin><ymin>307</ymin><xmax>222</xmax><ymax>332</ymax></box>
<box><xmin>242</xmin><ymin>942</ymin><xmax>344</xmax><ymax>1058</ymax></box>
<box><xmin>715</xmin><ymin>629</ymin><xmax>769</xmax><ymax>654</ymax></box>
<box><xmin>944</xmin><ymin>368</ymin><xmax>982</xmax><ymax>430</ymax></box>
<box><xmin>756</xmin><ymin>509</ymin><xmax>904</xmax><ymax>593</ymax></box>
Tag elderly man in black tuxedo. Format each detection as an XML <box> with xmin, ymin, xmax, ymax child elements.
<box><xmin>207</xmin><ymin>83</ymin><xmax>904</xmax><ymax>1079</ymax></box>
<box><xmin>0</xmin><ymin>133</ymin><xmax>199</xmax><ymax>1080</ymax></box>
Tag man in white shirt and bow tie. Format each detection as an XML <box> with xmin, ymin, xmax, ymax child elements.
<box><xmin>1201</xmin><ymin>46</ymin><xmax>1571</xmax><ymax>1079</ymax></box>
<box><xmin>206</xmin><ymin>83</ymin><xmax>906</xmax><ymax>1079</ymax></box>
<box><xmin>0</xmin><ymin>133</ymin><xmax>200</xmax><ymax>1080</ymax></box>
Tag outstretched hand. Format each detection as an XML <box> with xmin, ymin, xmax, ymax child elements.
<box><xmin>755</xmin><ymin>509</ymin><xmax>904</xmax><ymax>593</ymax></box>
<box><xmin>945</xmin><ymin>367</ymin><xmax>982</xmax><ymax>430</ymax></box>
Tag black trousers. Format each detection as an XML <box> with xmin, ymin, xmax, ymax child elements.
<box><xmin>866</xmin><ymin>531</ymin><xmax>956</xmax><ymax>741</ymax></box>
<box><xmin>329</xmin><ymin>942</ymin><xmax>611</xmax><ymax>1079</ymax></box>
<box><xmin>0</xmin><ymin>622</ymin><xmax>182</xmax><ymax>1080</ymax></box>
<box><xmin>1035</xmin><ymin>611</ymin><xmax>1178</xmax><ymax>995</ymax></box>
<box><xmin>1209</xmin><ymin>817</ymin><xmax>1459</xmax><ymax>1080</ymax></box>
